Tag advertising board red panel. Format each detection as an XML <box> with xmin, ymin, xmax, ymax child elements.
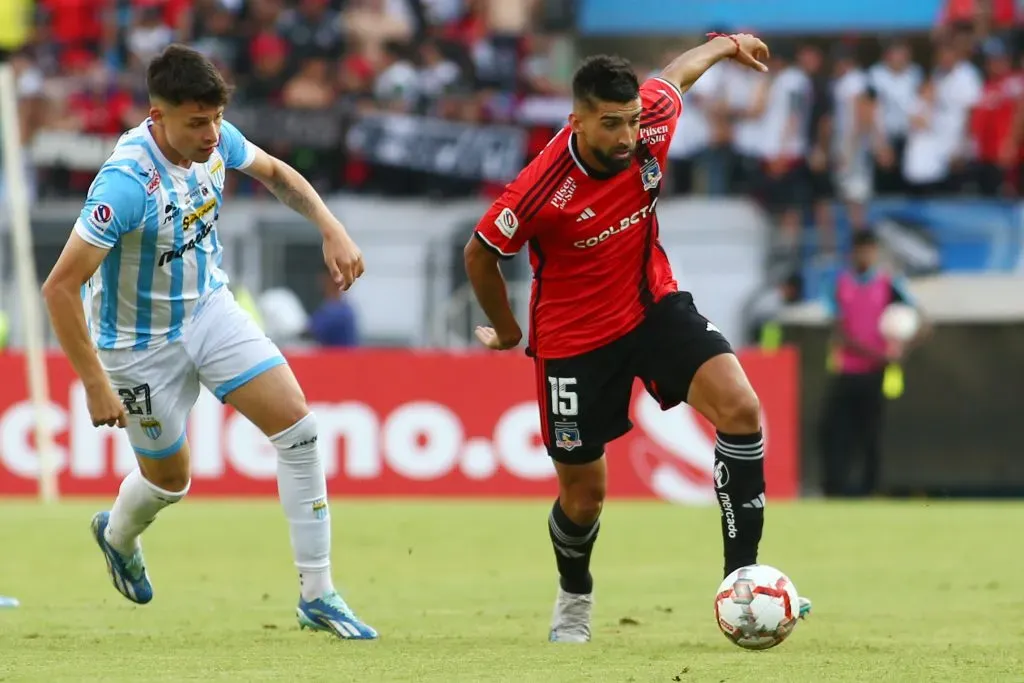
<box><xmin>0</xmin><ymin>349</ymin><xmax>798</xmax><ymax>501</ymax></box>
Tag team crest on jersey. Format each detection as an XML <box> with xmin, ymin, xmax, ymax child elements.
<box><xmin>88</xmin><ymin>203</ymin><xmax>114</xmax><ymax>233</ymax></box>
<box><xmin>640</xmin><ymin>157</ymin><xmax>662</xmax><ymax>191</ymax></box>
<box><xmin>554</xmin><ymin>422</ymin><xmax>583</xmax><ymax>451</ymax></box>
<box><xmin>140</xmin><ymin>418</ymin><xmax>162</xmax><ymax>441</ymax></box>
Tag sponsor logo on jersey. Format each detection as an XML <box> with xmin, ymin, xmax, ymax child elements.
<box><xmin>145</xmin><ymin>170</ymin><xmax>161</xmax><ymax>195</ymax></box>
<box><xmin>550</xmin><ymin>176</ymin><xmax>577</xmax><ymax>210</ymax></box>
<box><xmin>494</xmin><ymin>207</ymin><xmax>519</xmax><ymax>238</ymax></box>
<box><xmin>158</xmin><ymin>219</ymin><xmax>215</xmax><ymax>267</ymax></box>
<box><xmin>87</xmin><ymin>204</ymin><xmax>114</xmax><ymax>233</ymax></box>
<box><xmin>182</xmin><ymin>198</ymin><xmax>217</xmax><ymax>232</ymax></box>
<box><xmin>572</xmin><ymin>199</ymin><xmax>658</xmax><ymax>249</ymax></box>
<box><xmin>640</xmin><ymin>124</ymin><xmax>669</xmax><ymax>145</ymax></box>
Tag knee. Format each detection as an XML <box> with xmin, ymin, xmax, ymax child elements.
<box><xmin>560</xmin><ymin>479</ymin><xmax>606</xmax><ymax>524</ymax></box>
<box><xmin>141</xmin><ymin>469</ymin><xmax>190</xmax><ymax>498</ymax></box>
<box><xmin>715</xmin><ymin>389</ymin><xmax>761</xmax><ymax>434</ymax></box>
<box><xmin>271</xmin><ymin>412</ymin><xmax>318</xmax><ymax>458</ymax></box>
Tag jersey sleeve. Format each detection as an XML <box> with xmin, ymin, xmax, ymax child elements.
<box><xmin>218</xmin><ymin>119</ymin><xmax>257</xmax><ymax>170</ymax></box>
<box><xmin>473</xmin><ymin>185</ymin><xmax>540</xmax><ymax>260</ymax></box>
<box><xmin>639</xmin><ymin>77</ymin><xmax>685</xmax><ymax>159</ymax></box>
<box><xmin>74</xmin><ymin>169</ymin><xmax>147</xmax><ymax>249</ymax></box>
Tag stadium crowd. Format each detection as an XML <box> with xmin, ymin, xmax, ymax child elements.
<box><xmin>3</xmin><ymin>1</ymin><xmax>1023</xmax><ymax>249</ymax></box>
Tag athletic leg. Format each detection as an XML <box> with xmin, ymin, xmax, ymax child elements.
<box><xmin>94</xmin><ymin>342</ymin><xmax>198</xmax><ymax>605</ymax></box>
<box><xmin>638</xmin><ymin>292</ymin><xmax>811</xmax><ymax>617</ymax></box>
<box><xmin>537</xmin><ymin>339</ymin><xmax>634</xmax><ymax>642</ymax></box>
<box><xmin>193</xmin><ymin>287</ymin><xmax>375</xmax><ymax>639</ymax></box>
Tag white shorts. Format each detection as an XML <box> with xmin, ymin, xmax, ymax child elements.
<box><xmin>99</xmin><ymin>286</ymin><xmax>286</xmax><ymax>459</ymax></box>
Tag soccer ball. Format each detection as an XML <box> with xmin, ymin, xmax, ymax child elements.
<box><xmin>879</xmin><ymin>303</ymin><xmax>919</xmax><ymax>342</ymax></box>
<box><xmin>714</xmin><ymin>564</ymin><xmax>800</xmax><ymax>650</ymax></box>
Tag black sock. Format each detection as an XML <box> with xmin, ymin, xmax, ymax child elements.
<box><xmin>714</xmin><ymin>431</ymin><xmax>766</xmax><ymax>578</ymax></box>
<box><xmin>548</xmin><ymin>499</ymin><xmax>600</xmax><ymax>595</ymax></box>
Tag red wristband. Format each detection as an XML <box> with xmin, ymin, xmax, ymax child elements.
<box><xmin>706</xmin><ymin>32</ymin><xmax>740</xmax><ymax>56</ymax></box>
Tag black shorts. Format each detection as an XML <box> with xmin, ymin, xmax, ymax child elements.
<box><xmin>534</xmin><ymin>291</ymin><xmax>734</xmax><ymax>465</ymax></box>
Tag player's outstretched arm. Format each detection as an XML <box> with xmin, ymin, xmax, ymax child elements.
<box><xmin>242</xmin><ymin>147</ymin><xmax>364</xmax><ymax>291</ymax></box>
<box><xmin>464</xmin><ymin>237</ymin><xmax>522</xmax><ymax>350</ymax></box>
<box><xmin>661</xmin><ymin>33</ymin><xmax>770</xmax><ymax>94</ymax></box>
<box><xmin>42</xmin><ymin>234</ymin><xmax>127</xmax><ymax>428</ymax></box>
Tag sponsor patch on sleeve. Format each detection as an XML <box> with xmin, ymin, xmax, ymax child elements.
<box><xmin>494</xmin><ymin>207</ymin><xmax>519</xmax><ymax>239</ymax></box>
<box><xmin>87</xmin><ymin>203</ymin><xmax>114</xmax><ymax>233</ymax></box>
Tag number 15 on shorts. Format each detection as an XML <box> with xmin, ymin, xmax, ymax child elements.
<box><xmin>547</xmin><ymin>376</ymin><xmax>578</xmax><ymax>417</ymax></box>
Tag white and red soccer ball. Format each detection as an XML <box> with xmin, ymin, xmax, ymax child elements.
<box><xmin>714</xmin><ymin>564</ymin><xmax>800</xmax><ymax>650</ymax></box>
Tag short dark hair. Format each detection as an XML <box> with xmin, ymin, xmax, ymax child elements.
<box><xmin>147</xmin><ymin>44</ymin><xmax>232</xmax><ymax>107</ymax></box>
<box><xmin>852</xmin><ymin>229</ymin><xmax>879</xmax><ymax>248</ymax></box>
<box><xmin>572</xmin><ymin>55</ymin><xmax>639</xmax><ymax>106</ymax></box>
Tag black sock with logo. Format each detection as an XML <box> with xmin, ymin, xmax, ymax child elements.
<box><xmin>714</xmin><ymin>431</ymin><xmax>766</xmax><ymax>578</ymax></box>
<box><xmin>548</xmin><ymin>499</ymin><xmax>600</xmax><ymax>595</ymax></box>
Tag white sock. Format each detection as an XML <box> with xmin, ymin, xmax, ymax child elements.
<box><xmin>271</xmin><ymin>412</ymin><xmax>335</xmax><ymax>601</ymax></box>
<box><xmin>105</xmin><ymin>469</ymin><xmax>189</xmax><ymax>556</ymax></box>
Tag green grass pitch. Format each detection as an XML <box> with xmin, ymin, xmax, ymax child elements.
<box><xmin>1</xmin><ymin>500</ymin><xmax>1023</xmax><ymax>682</ymax></box>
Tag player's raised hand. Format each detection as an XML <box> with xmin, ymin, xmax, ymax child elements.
<box><xmin>86</xmin><ymin>383</ymin><xmax>127</xmax><ymax>429</ymax></box>
<box><xmin>474</xmin><ymin>325</ymin><xmax>522</xmax><ymax>351</ymax></box>
<box><xmin>322</xmin><ymin>229</ymin><xmax>365</xmax><ymax>291</ymax></box>
<box><xmin>730</xmin><ymin>33</ymin><xmax>770</xmax><ymax>73</ymax></box>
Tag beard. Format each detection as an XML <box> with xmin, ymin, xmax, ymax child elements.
<box><xmin>591</xmin><ymin>144</ymin><xmax>634</xmax><ymax>173</ymax></box>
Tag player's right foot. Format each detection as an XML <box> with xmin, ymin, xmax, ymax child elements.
<box><xmin>297</xmin><ymin>591</ymin><xmax>379</xmax><ymax>640</ymax></box>
<box><xmin>798</xmin><ymin>596</ymin><xmax>812</xmax><ymax>619</ymax></box>
<box><xmin>549</xmin><ymin>587</ymin><xmax>593</xmax><ymax>642</ymax></box>
<box><xmin>90</xmin><ymin>511</ymin><xmax>153</xmax><ymax>605</ymax></box>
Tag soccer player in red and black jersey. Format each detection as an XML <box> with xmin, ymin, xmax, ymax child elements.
<box><xmin>465</xmin><ymin>33</ymin><xmax>813</xmax><ymax>641</ymax></box>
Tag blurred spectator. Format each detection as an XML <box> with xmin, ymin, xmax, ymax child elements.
<box><xmin>869</xmin><ymin>40</ymin><xmax>923</xmax><ymax>195</ymax></box>
<box><xmin>932</xmin><ymin>38</ymin><xmax>984</xmax><ymax>179</ymax></box>
<box><xmin>126</xmin><ymin>5</ymin><xmax>174</xmax><ymax>69</ymax></box>
<box><xmin>800</xmin><ymin>43</ymin><xmax>837</xmax><ymax>252</ymax></box>
<box><xmin>830</xmin><ymin>43</ymin><xmax>874</xmax><ymax>234</ymax></box>
<box><xmin>417</xmin><ymin>39</ymin><xmax>461</xmax><ymax>110</ymax></box>
<box><xmin>278</xmin><ymin>0</ymin><xmax>343</xmax><ymax>69</ymax></box>
<box><xmin>307</xmin><ymin>274</ymin><xmax>359</xmax><ymax>347</ymax></box>
<box><xmin>343</xmin><ymin>0</ymin><xmax>412</xmax><ymax>67</ymax></box>
<box><xmin>373</xmin><ymin>40</ymin><xmax>418</xmax><ymax>112</ymax></box>
<box><xmin>283</xmin><ymin>57</ymin><xmax>336</xmax><ymax>109</ymax></box>
<box><xmin>756</xmin><ymin>43</ymin><xmax>813</xmax><ymax>251</ymax></box>
<box><xmin>969</xmin><ymin>36</ymin><xmax>1023</xmax><ymax>196</ymax></box>
<box><xmin>903</xmin><ymin>76</ymin><xmax>951</xmax><ymax>195</ymax></box>
<box><xmin>241</xmin><ymin>32</ymin><xmax>288</xmax><ymax>104</ymax></box>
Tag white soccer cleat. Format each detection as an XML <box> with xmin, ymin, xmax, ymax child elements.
<box><xmin>798</xmin><ymin>596</ymin><xmax>812</xmax><ymax>619</ymax></box>
<box><xmin>548</xmin><ymin>587</ymin><xmax>593</xmax><ymax>642</ymax></box>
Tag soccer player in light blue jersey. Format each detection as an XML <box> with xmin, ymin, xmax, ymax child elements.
<box><xmin>41</xmin><ymin>45</ymin><xmax>377</xmax><ymax>640</ymax></box>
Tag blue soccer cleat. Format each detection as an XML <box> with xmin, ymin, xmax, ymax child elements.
<box><xmin>297</xmin><ymin>591</ymin><xmax>378</xmax><ymax>640</ymax></box>
<box><xmin>90</xmin><ymin>511</ymin><xmax>153</xmax><ymax>605</ymax></box>
<box><xmin>798</xmin><ymin>596</ymin><xmax>812</xmax><ymax>619</ymax></box>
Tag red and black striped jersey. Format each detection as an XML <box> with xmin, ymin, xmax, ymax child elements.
<box><xmin>474</xmin><ymin>77</ymin><xmax>684</xmax><ymax>359</ymax></box>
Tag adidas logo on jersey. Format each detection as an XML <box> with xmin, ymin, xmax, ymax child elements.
<box><xmin>706</xmin><ymin>321</ymin><xmax>720</xmax><ymax>333</ymax></box>
<box><xmin>576</xmin><ymin>207</ymin><xmax>596</xmax><ymax>222</ymax></box>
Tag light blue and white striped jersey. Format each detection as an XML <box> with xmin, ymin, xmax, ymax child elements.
<box><xmin>75</xmin><ymin>118</ymin><xmax>256</xmax><ymax>350</ymax></box>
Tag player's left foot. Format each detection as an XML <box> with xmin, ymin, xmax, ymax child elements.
<box><xmin>798</xmin><ymin>596</ymin><xmax>812</xmax><ymax>619</ymax></box>
<box><xmin>297</xmin><ymin>591</ymin><xmax>378</xmax><ymax>640</ymax></box>
<box><xmin>549</xmin><ymin>587</ymin><xmax>593</xmax><ymax>642</ymax></box>
<box><xmin>90</xmin><ymin>511</ymin><xmax>153</xmax><ymax>605</ymax></box>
